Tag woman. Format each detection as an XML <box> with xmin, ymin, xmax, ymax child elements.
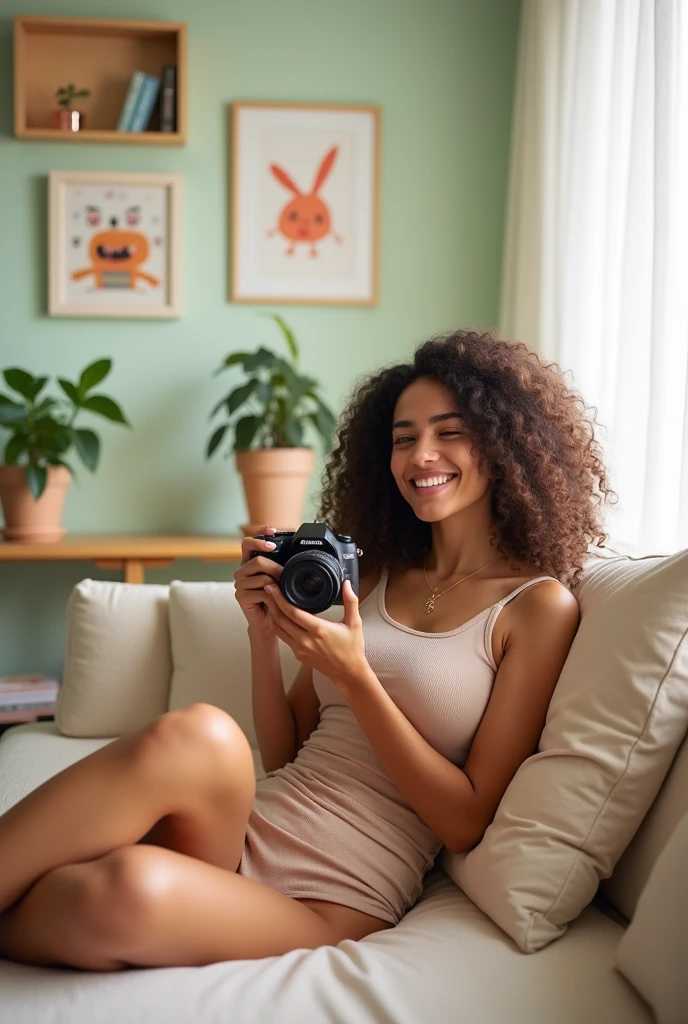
<box><xmin>0</xmin><ymin>330</ymin><xmax>616</xmax><ymax>970</ymax></box>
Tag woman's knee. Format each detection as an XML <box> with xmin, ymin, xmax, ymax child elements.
<box><xmin>0</xmin><ymin>864</ymin><xmax>128</xmax><ymax>971</ymax></box>
<box><xmin>30</xmin><ymin>860</ymin><xmax>135</xmax><ymax>964</ymax></box>
<box><xmin>72</xmin><ymin>847</ymin><xmax>172</xmax><ymax>947</ymax></box>
<box><xmin>142</xmin><ymin>703</ymin><xmax>256</xmax><ymax>801</ymax></box>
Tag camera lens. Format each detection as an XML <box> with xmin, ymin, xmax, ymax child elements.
<box><xmin>300</xmin><ymin>572</ymin><xmax>323</xmax><ymax>595</ymax></box>
<box><xmin>280</xmin><ymin>551</ymin><xmax>341</xmax><ymax>613</ymax></box>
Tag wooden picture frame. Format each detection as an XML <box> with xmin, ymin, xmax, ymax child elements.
<box><xmin>231</xmin><ymin>101</ymin><xmax>381</xmax><ymax>306</ymax></box>
<box><xmin>48</xmin><ymin>170</ymin><xmax>183</xmax><ymax>318</ymax></box>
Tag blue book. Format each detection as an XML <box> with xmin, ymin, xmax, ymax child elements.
<box><xmin>129</xmin><ymin>75</ymin><xmax>161</xmax><ymax>133</ymax></box>
<box><xmin>116</xmin><ymin>71</ymin><xmax>147</xmax><ymax>131</ymax></box>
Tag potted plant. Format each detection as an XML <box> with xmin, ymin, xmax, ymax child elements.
<box><xmin>206</xmin><ymin>314</ymin><xmax>336</xmax><ymax>535</ymax></box>
<box><xmin>51</xmin><ymin>83</ymin><xmax>91</xmax><ymax>132</ymax></box>
<box><xmin>0</xmin><ymin>359</ymin><xmax>130</xmax><ymax>543</ymax></box>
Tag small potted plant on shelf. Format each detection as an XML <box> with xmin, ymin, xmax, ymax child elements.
<box><xmin>206</xmin><ymin>314</ymin><xmax>336</xmax><ymax>535</ymax></box>
<box><xmin>0</xmin><ymin>359</ymin><xmax>130</xmax><ymax>543</ymax></box>
<box><xmin>51</xmin><ymin>83</ymin><xmax>91</xmax><ymax>132</ymax></box>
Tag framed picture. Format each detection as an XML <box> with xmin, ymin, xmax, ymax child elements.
<box><xmin>231</xmin><ymin>102</ymin><xmax>380</xmax><ymax>306</ymax></box>
<box><xmin>48</xmin><ymin>170</ymin><xmax>183</xmax><ymax>318</ymax></box>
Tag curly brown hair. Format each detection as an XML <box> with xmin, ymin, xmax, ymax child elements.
<box><xmin>315</xmin><ymin>329</ymin><xmax>618</xmax><ymax>590</ymax></box>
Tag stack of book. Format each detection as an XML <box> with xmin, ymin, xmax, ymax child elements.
<box><xmin>116</xmin><ymin>65</ymin><xmax>176</xmax><ymax>133</ymax></box>
<box><xmin>0</xmin><ymin>674</ymin><xmax>60</xmax><ymax>714</ymax></box>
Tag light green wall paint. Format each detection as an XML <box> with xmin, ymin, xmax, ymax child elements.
<box><xmin>0</xmin><ymin>0</ymin><xmax>521</xmax><ymax>677</ymax></box>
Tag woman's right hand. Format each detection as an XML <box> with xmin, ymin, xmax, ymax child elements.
<box><xmin>234</xmin><ymin>526</ymin><xmax>284</xmax><ymax>639</ymax></box>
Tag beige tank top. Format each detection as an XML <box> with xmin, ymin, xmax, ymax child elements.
<box><xmin>300</xmin><ymin>568</ymin><xmax>560</xmax><ymax>799</ymax></box>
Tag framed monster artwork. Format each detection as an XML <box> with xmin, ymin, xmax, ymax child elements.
<box><xmin>230</xmin><ymin>102</ymin><xmax>381</xmax><ymax>306</ymax></box>
<box><xmin>48</xmin><ymin>171</ymin><xmax>183</xmax><ymax>318</ymax></box>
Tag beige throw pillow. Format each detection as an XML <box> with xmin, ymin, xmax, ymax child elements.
<box><xmin>56</xmin><ymin>579</ymin><xmax>172</xmax><ymax>738</ymax></box>
<box><xmin>167</xmin><ymin>581</ymin><xmax>341</xmax><ymax>748</ymax></box>
<box><xmin>615</xmin><ymin>811</ymin><xmax>688</xmax><ymax>1024</ymax></box>
<box><xmin>441</xmin><ymin>548</ymin><xmax>688</xmax><ymax>952</ymax></box>
<box><xmin>167</xmin><ymin>581</ymin><xmax>284</xmax><ymax>748</ymax></box>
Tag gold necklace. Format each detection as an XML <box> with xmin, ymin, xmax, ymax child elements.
<box><xmin>422</xmin><ymin>553</ymin><xmax>500</xmax><ymax>614</ymax></box>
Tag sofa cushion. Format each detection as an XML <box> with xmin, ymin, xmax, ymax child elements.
<box><xmin>441</xmin><ymin>548</ymin><xmax>688</xmax><ymax>952</ymax></box>
<box><xmin>167</xmin><ymin>582</ymin><xmax>341</xmax><ymax>746</ymax></box>
<box><xmin>615</xmin><ymin>811</ymin><xmax>688</xmax><ymax>1024</ymax></box>
<box><xmin>56</xmin><ymin>580</ymin><xmax>172</xmax><ymax>738</ymax></box>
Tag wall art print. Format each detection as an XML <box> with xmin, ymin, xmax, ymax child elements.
<box><xmin>231</xmin><ymin>102</ymin><xmax>380</xmax><ymax>306</ymax></box>
<box><xmin>49</xmin><ymin>171</ymin><xmax>183</xmax><ymax>318</ymax></box>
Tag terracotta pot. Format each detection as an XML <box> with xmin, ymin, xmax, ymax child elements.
<box><xmin>0</xmin><ymin>465</ymin><xmax>71</xmax><ymax>543</ymax></box>
<box><xmin>50</xmin><ymin>109</ymin><xmax>84</xmax><ymax>131</ymax></box>
<box><xmin>235</xmin><ymin>448</ymin><xmax>315</xmax><ymax>537</ymax></box>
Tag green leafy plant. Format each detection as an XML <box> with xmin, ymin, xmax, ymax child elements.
<box><xmin>55</xmin><ymin>83</ymin><xmax>91</xmax><ymax>109</ymax></box>
<box><xmin>206</xmin><ymin>314</ymin><xmax>337</xmax><ymax>458</ymax></box>
<box><xmin>0</xmin><ymin>359</ymin><xmax>130</xmax><ymax>500</ymax></box>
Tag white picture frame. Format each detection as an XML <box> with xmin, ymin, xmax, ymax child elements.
<box><xmin>231</xmin><ymin>102</ymin><xmax>381</xmax><ymax>306</ymax></box>
<box><xmin>48</xmin><ymin>170</ymin><xmax>183</xmax><ymax>318</ymax></box>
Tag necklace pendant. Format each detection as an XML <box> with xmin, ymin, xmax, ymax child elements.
<box><xmin>424</xmin><ymin>597</ymin><xmax>436</xmax><ymax>615</ymax></box>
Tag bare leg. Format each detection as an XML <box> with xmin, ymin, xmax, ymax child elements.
<box><xmin>0</xmin><ymin>845</ymin><xmax>390</xmax><ymax>970</ymax></box>
<box><xmin>0</xmin><ymin>703</ymin><xmax>256</xmax><ymax>916</ymax></box>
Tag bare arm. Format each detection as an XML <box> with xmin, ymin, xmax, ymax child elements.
<box><xmin>234</xmin><ymin>526</ymin><xmax>299</xmax><ymax>774</ymax></box>
<box><xmin>248</xmin><ymin>632</ymin><xmax>296</xmax><ymax>774</ymax></box>
<box><xmin>248</xmin><ymin>572</ymin><xmax>378</xmax><ymax>773</ymax></box>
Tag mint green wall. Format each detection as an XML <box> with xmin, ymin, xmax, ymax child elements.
<box><xmin>0</xmin><ymin>0</ymin><xmax>521</xmax><ymax>678</ymax></box>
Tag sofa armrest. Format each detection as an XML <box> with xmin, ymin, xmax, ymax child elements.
<box><xmin>0</xmin><ymin>722</ymin><xmax>114</xmax><ymax>814</ymax></box>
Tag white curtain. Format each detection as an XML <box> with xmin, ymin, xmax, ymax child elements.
<box><xmin>500</xmin><ymin>0</ymin><xmax>688</xmax><ymax>556</ymax></box>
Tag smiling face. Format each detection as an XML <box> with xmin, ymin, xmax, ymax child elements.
<box><xmin>390</xmin><ymin>377</ymin><xmax>492</xmax><ymax>523</ymax></box>
<box><xmin>88</xmin><ymin>229</ymin><xmax>150</xmax><ymax>270</ymax></box>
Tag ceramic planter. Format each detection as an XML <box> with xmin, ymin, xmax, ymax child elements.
<box><xmin>0</xmin><ymin>465</ymin><xmax>71</xmax><ymax>542</ymax></box>
<box><xmin>235</xmin><ymin>448</ymin><xmax>315</xmax><ymax>537</ymax></box>
<box><xmin>50</xmin><ymin>109</ymin><xmax>84</xmax><ymax>131</ymax></box>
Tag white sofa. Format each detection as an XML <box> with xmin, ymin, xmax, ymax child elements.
<box><xmin>0</xmin><ymin>551</ymin><xmax>686</xmax><ymax>1024</ymax></box>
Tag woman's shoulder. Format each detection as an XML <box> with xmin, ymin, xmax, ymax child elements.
<box><xmin>503</xmin><ymin>572</ymin><xmax>580</xmax><ymax>631</ymax></box>
<box><xmin>494</xmin><ymin>573</ymin><xmax>579</xmax><ymax>670</ymax></box>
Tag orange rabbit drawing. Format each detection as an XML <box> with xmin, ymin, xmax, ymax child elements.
<box><xmin>267</xmin><ymin>146</ymin><xmax>343</xmax><ymax>258</ymax></box>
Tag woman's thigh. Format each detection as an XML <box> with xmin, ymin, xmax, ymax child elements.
<box><xmin>296</xmin><ymin>897</ymin><xmax>392</xmax><ymax>942</ymax></box>
<box><xmin>137</xmin><ymin>703</ymin><xmax>256</xmax><ymax>873</ymax></box>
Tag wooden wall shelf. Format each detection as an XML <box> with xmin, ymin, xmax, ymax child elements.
<box><xmin>13</xmin><ymin>16</ymin><xmax>187</xmax><ymax>145</ymax></box>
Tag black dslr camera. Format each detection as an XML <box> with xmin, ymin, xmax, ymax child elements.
<box><xmin>250</xmin><ymin>522</ymin><xmax>360</xmax><ymax>613</ymax></box>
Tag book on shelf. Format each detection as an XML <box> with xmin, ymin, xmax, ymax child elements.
<box><xmin>160</xmin><ymin>65</ymin><xmax>177</xmax><ymax>132</ymax></box>
<box><xmin>129</xmin><ymin>74</ymin><xmax>161</xmax><ymax>132</ymax></box>
<box><xmin>116</xmin><ymin>70</ymin><xmax>147</xmax><ymax>131</ymax></box>
<box><xmin>0</xmin><ymin>701</ymin><xmax>57</xmax><ymax>713</ymax></box>
<box><xmin>0</xmin><ymin>674</ymin><xmax>60</xmax><ymax>708</ymax></box>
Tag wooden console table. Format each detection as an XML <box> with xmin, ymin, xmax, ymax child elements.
<box><xmin>0</xmin><ymin>534</ymin><xmax>244</xmax><ymax>584</ymax></box>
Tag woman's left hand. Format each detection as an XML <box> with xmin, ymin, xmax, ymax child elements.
<box><xmin>261</xmin><ymin>580</ymin><xmax>367</xmax><ymax>687</ymax></box>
